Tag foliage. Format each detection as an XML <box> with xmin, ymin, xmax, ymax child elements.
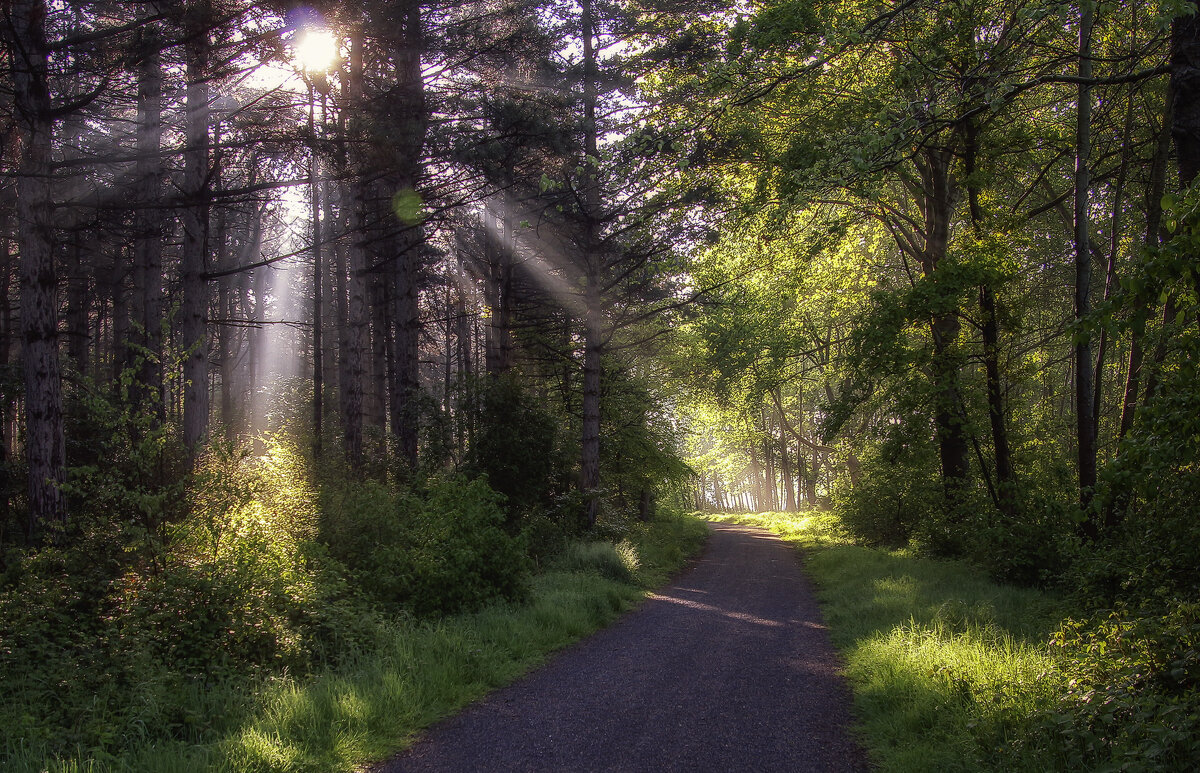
<box><xmin>1015</xmin><ymin>604</ymin><xmax>1200</xmax><ymax>770</ymax></box>
<box><xmin>0</xmin><ymin>489</ymin><xmax>707</xmax><ymax>771</ymax></box>
<box><xmin>463</xmin><ymin>374</ymin><xmax>569</xmax><ymax>522</ymax></box>
<box><xmin>321</xmin><ymin>475</ymin><xmax>531</xmax><ymax>617</ymax></box>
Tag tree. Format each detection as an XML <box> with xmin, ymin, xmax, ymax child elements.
<box><xmin>6</xmin><ymin>0</ymin><xmax>67</xmax><ymax>535</ymax></box>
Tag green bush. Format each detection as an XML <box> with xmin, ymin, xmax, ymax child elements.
<box><xmin>403</xmin><ymin>478</ymin><xmax>532</xmax><ymax>616</ymax></box>
<box><xmin>1008</xmin><ymin>603</ymin><xmax>1200</xmax><ymax>770</ymax></box>
<box><xmin>321</xmin><ymin>476</ymin><xmax>531</xmax><ymax>617</ymax></box>
<box><xmin>464</xmin><ymin>375</ymin><xmax>566</xmax><ymax>522</ymax></box>
<box><xmin>835</xmin><ymin>450</ymin><xmax>941</xmax><ymax>548</ymax></box>
<box><xmin>519</xmin><ymin>508</ymin><xmax>578</xmax><ymax>567</ymax></box>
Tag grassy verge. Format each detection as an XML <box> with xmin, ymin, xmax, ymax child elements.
<box><xmin>6</xmin><ymin>511</ymin><xmax>708</xmax><ymax>773</ymax></box>
<box><xmin>706</xmin><ymin>511</ymin><xmax>1068</xmax><ymax>772</ymax></box>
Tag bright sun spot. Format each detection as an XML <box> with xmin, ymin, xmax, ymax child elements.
<box><xmin>294</xmin><ymin>28</ymin><xmax>338</xmax><ymax>72</ymax></box>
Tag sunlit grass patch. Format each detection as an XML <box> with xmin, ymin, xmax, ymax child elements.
<box><xmin>2</xmin><ymin>507</ymin><xmax>706</xmax><ymax>773</ymax></box>
<box><xmin>706</xmin><ymin>511</ymin><xmax>1066</xmax><ymax>772</ymax></box>
<box><xmin>221</xmin><ymin>570</ymin><xmax>648</xmax><ymax>772</ymax></box>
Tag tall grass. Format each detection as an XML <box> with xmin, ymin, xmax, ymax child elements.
<box><xmin>4</xmin><ymin>512</ymin><xmax>707</xmax><ymax>773</ymax></box>
<box><xmin>707</xmin><ymin>512</ymin><xmax>1067</xmax><ymax>772</ymax></box>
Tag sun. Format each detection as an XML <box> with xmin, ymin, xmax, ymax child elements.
<box><xmin>293</xmin><ymin>28</ymin><xmax>338</xmax><ymax>73</ymax></box>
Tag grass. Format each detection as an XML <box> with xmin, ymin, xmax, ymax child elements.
<box><xmin>4</xmin><ymin>511</ymin><xmax>708</xmax><ymax>773</ymax></box>
<box><xmin>707</xmin><ymin>511</ymin><xmax>1068</xmax><ymax>772</ymax></box>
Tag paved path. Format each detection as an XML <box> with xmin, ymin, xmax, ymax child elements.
<box><xmin>376</xmin><ymin>522</ymin><xmax>868</xmax><ymax>772</ymax></box>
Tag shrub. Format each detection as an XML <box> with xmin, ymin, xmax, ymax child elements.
<box><xmin>1010</xmin><ymin>603</ymin><xmax>1200</xmax><ymax>770</ymax></box>
<box><xmin>464</xmin><ymin>375</ymin><xmax>566</xmax><ymax>522</ymax></box>
<box><xmin>321</xmin><ymin>476</ymin><xmax>531</xmax><ymax>617</ymax></box>
<box><xmin>404</xmin><ymin>478</ymin><xmax>532</xmax><ymax>616</ymax></box>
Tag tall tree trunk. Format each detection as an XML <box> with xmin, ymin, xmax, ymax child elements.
<box><xmin>8</xmin><ymin>0</ymin><xmax>67</xmax><ymax>535</ymax></box>
<box><xmin>761</xmin><ymin>406</ymin><xmax>777</xmax><ymax>510</ymax></box>
<box><xmin>0</xmin><ymin>215</ymin><xmax>13</xmax><ymax>465</ymax></box>
<box><xmin>66</xmin><ymin>230</ymin><xmax>90</xmax><ymax>377</ymax></box>
<box><xmin>454</xmin><ymin>243</ymin><xmax>473</xmax><ymax>452</ymax></box>
<box><xmin>133</xmin><ymin>26</ymin><xmax>165</xmax><ymax>420</ymax></box>
<box><xmin>1075</xmin><ymin>2</ymin><xmax>1098</xmax><ymax>531</ymax></box>
<box><xmin>779</xmin><ymin>436</ymin><xmax>796</xmax><ymax>512</ymax></box>
<box><xmin>308</xmin><ymin>83</ymin><xmax>324</xmax><ymax>458</ymax></box>
<box><xmin>748</xmin><ymin>444</ymin><xmax>763</xmax><ymax>512</ymax></box>
<box><xmin>915</xmin><ymin>146</ymin><xmax>970</xmax><ymax>509</ymax></box>
<box><xmin>248</xmin><ymin>267</ymin><xmax>265</xmax><ymax>432</ymax></box>
<box><xmin>384</xmin><ymin>0</ymin><xmax>428</xmax><ymax>475</ymax></box>
<box><xmin>110</xmin><ymin>252</ymin><xmax>129</xmax><ymax>385</ymax></box>
<box><xmin>963</xmin><ymin>122</ymin><xmax>1015</xmax><ymax>514</ymax></box>
<box><xmin>1171</xmin><ymin>12</ymin><xmax>1200</xmax><ymax>186</ymax></box>
<box><xmin>1119</xmin><ymin>90</ymin><xmax>1172</xmax><ymax>440</ymax></box>
<box><xmin>368</xmin><ymin>258</ymin><xmax>390</xmax><ymax>453</ymax></box>
<box><xmin>340</xmin><ymin>188</ymin><xmax>365</xmax><ymax>465</ymax></box>
<box><xmin>581</xmin><ymin>280</ymin><xmax>602</xmax><ymax>526</ymax></box>
<box><xmin>805</xmin><ymin>457</ymin><xmax>819</xmax><ymax>506</ymax></box>
<box><xmin>181</xmin><ymin>3</ymin><xmax>212</xmax><ymax>456</ymax></box>
<box><xmin>392</xmin><ymin>227</ymin><xmax>421</xmax><ymax>473</ymax></box>
<box><xmin>342</xmin><ymin>29</ymin><xmax>369</xmax><ymax>464</ymax></box>
<box><xmin>579</xmin><ymin>0</ymin><xmax>603</xmax><ymax>527</ymax></box>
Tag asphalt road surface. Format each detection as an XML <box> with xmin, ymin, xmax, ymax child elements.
<box><xmin>375</xmin><ymin>521</ymin><xmax>868</xmax><ymax>772</ymax></box>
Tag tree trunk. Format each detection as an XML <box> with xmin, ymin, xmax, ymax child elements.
<box><xmin>344</xmin><ymin>169</ymin><xmax>368</xmax><ymax>464</ymax></box>
<box><xmin>343</xmin><ymin>170</ymin><xmax>368</xmax><ymax>465</ymax></box>
<box><xmin>1171</xmin><ymin>12</ymin><xmax>1200</xmax><ymax>186</ymax></box>
<box><xmin>581</xmin><ymin>282</ymin><xmax>602</xmax><ymax>527</ymax></box>
<box><xmin>1074</xmin><ymin>2</ymin><xmax>1098</xmax><ymax>530</ymax></box>
<box><xmin>392</xmin><ymin>226</ymin><xmax>421</xmax><ymax>473</ymax></box>
<box><xmin>110</xmin><ymin>252</ymin><xmax>129</xmax><ymax>385</ymax></box>
<box><xmin>579</xmin><ymin>0</ymin><xmax>603</xmax><ymax>528</ymax></box>
<box><xmin>963</xmin><ymin>122</ymin><xmax>1015</xmax><ymax>514</ymax></box>
<box><xmin>0</xmin><ymin>215</ymin><xmax>13</xmax><ymax>465</ymax></box>
<box><xmin>368</xmin><ymin>256</ymin><xmax>390</xmax><ymax>453</ymax></box>
<box><xmin>133</xmin><ymin>27</ymin><xmax>165</xmax><ymax>419</ymax></box>
<box><xmin>181</xmin><ymin>3</ymin><xmax>212</xmax><ymax>456</ymax></box>
<box><xmin>779</xmin><ymin>433</ymin><xmax>796</xmax><ymax>512</ymax></box>
<box><xmin>1119</xmin><ymin>93</ymin><xmax>1171</xmax><ymax>440</ymax></box>
<box><xmin>915</xmin><ymin>146</ymin><xmax>970</xmax><ymax>507</ymax></box>
<box><xmin>382</xmin><ymin>0</ymin><xmax>428</xmax><ymax>476</ymax></box>
<box><xmin>8</xmin><ymin>0</ymin><xmax>67</xmax><ymax>535</ymax></box>
<box><xmin>66</xmin><ymin>230</ymin><xmax>90</xmax><ymax>377</ymax></box>
<box><xmin>748</xmin><ymin>443</ymin><xmax>763</xmax><ymax>512</ymax></box>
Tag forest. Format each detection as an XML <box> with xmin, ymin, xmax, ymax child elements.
<box><xmin>2</xmin><ymin>0</ymin><xmax>1199</xmax><ymax>770</ymax></box>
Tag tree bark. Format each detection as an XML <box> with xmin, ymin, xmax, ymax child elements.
<box><xmin>1074</xmin><ymin>2</ymin><xmax>1098</xmax><ymax>530</ymax></box>
<box><xmin>340</xmin><ymin>29</ymin><xmax>369</xmax><ymax>465</ymax></box>
<box><xmin>8</xmin><ymin>0</ymin><xmax>67</xmax><ymax>535</ymax></box>
<box><xmin>308</xmin><ymin>83</ymin><xmax>324</xmax><ymax>458</ymax></box>
<box><xmin>579</xmin><ymin>0</ymin><xmax>603</xmax><ymax>527</ymax></box>
<box><xmin>914</xmin><ymin>146</ymin><xmax>970</xmax><ymax>507</ymax></box>
<box><xmin>1171</xmin><ymin>12</ymin><xmax>1200</xmax><ymax>187</ymax></box>
<box><xmin>342</xmin><ymin>131</ymin><xmax>368</xmax><ymax>464</ymax></box>
<box><xmin>181</xmin><ymin>2</ymin><xmax>212</xmax><ymax>456</ymax></box>
<box><xmin>383</xmin><ymin>0</ymin><xmax>428</xmax><ymax>475</ymax></box>
<box><xmin>133</xmin><ymin>26</ymin><xmax>165</xmax><ymax>419</ymax></box>
<box><xmin>963</xmin><ymin>122</ymin><xmax>1015</xmax><ymax>514</ymax></box>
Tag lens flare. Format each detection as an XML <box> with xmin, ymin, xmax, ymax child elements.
<box><xmin>294</xmin><ymin>28</ymin><xmax>338</xmax><ymax>72</ymax></box>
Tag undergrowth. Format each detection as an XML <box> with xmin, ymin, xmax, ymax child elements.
<box><xmin>0</xmin><ymin>434</ymin><xmax>707</xmax><ymax>773</ymax></box>
<box><xmin>707</xmin><ymin>511</ymin><xmax>1199</xmax><ymax>772</ymax></box>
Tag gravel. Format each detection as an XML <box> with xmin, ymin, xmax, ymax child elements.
<box><xmin>373</xmin><ymin>521</ymin><xmax>869</xmax><ymax>772</ymax></box>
